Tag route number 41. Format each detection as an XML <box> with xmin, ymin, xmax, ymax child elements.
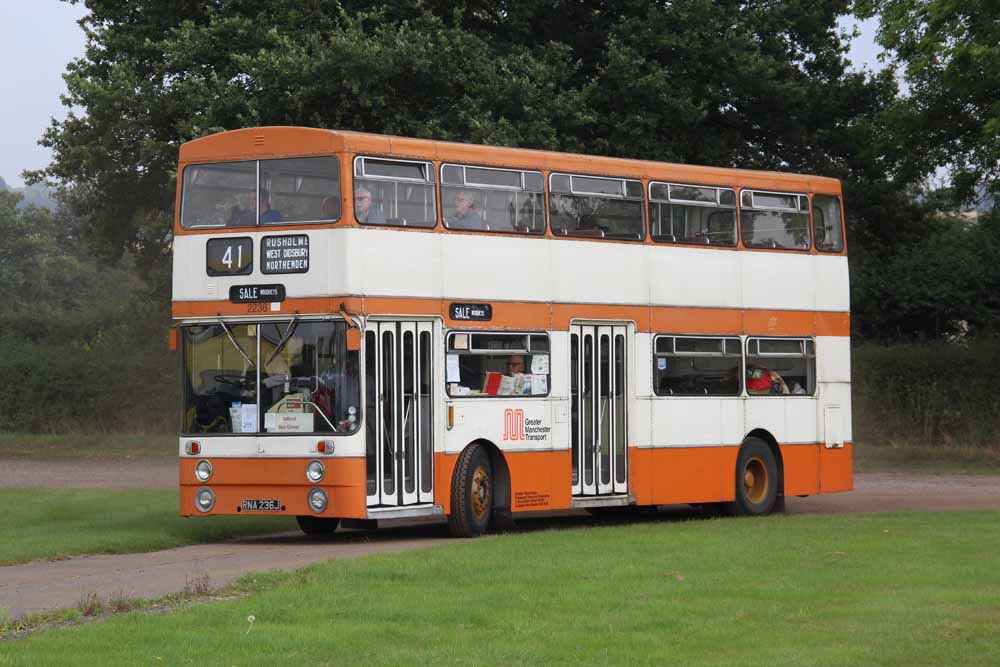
<box><xmin>207</xmin><ymin>237</ymin><xmax>253</xmax><ymax>276</ymax></box>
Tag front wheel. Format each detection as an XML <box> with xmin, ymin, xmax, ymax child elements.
<box><xmin>734</xmin><ymin>438</ymin><xmax>779</xmax><ymax>516</ymax></box>
<box><xmin>296</xmin><ymin>515</ymin><xmax>340</xmax><ymax>536</ymax></box>
<box><xmin>448</xmin><ymin>444</ymin><xmax>493</xmax><ymax>538</ymax></box>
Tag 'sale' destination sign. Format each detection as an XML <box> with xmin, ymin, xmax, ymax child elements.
<box><xmin>449</xmin><ymin>303</ymin><xmax>492</xmax><ymax>321</ymax></box>
<box><xmin>229</xmin><ymin>284</ymin><xmax>286</xmax><ymax>303</ymax></box>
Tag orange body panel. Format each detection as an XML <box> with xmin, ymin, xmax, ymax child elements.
<box><xmin>433</xmin><ymin>452</ymin><xmax>458</xmax><ymax>515</ymax></box>
<box><xmin>172</xmin><ymin>297</ymin><xmax>851</xmax><ymax>338</ymax></box>
<box><xmin>779</xmin><ymin>445</ymin><xmax>822</xmax><ymax>496</ymax></box>
<box><xmin>179</xmin><ymin>457</ymin><xmax>366</xmax><ymax>518</ymax></box>
<box><xmin>505</xmin><ymin>449</ymin><xmax>573</xmax><ymax>512</ymax></box>
<box><xmin>179</xmin><ymin>444</ymin><xmax>850</xmax><ymax>518</ymax></box>
<box><xmin>629</xmin><ymin>446</ymin><xmax>740</xmax><ymax>505</ymax></box>
<box><xmin>820</xmin><ymin>443</ymin><xmax>854</xmax><ymax>492</ymax></box>
<box><xmin>652</xmin><ymin>307</ymin><xmax>742</xmax><ymax>335</ymax></box>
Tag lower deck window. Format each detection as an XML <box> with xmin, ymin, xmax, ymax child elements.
<box><xmin>654</xmin><ymin>336</ymin><xmax>742</xmax><ymax>396</ymax></box>
<box><xmin>447</xmin><ymin>332</ymin><xmax>550</xmax><ymax>397</ymax></box>
<box><xmin>746</xmin><ymin>337</ymin><xmax>816</xmax><ymax>395</ymax></box>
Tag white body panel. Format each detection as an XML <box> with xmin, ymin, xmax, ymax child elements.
<box><xmin>173</xmin><ymin>228</ymin><xmax>850</xmax><ymax>312</ymax></box>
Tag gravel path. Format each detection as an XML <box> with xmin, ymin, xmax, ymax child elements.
<box><xmin>2</xmin><ymin>463</ymin><xmax>999</xmax><ymax>620</ymax></box>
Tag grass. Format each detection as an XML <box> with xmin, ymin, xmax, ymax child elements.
<box><xmin>2</xmin><ymin>511</ymin><xmax>999</xmax><ymax>665</ymax></box>
<box><xmin>0</xmin><ymin>488</ymin><xmax>295</xmax><ymax>565</ymax></box>
<box><xmin>0</xmin><ymin>432</ymin><xmax>175</xmax><ymax>461</ymax></box>
<box><xmin>854</xmin><ymin>440</ymin><xmax>1000</xmax><ymax>473</ymax></box>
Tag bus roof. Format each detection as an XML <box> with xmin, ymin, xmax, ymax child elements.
<box><xmin>179</xmin><ymin>126</ymin><xmax>843</xmax><ymax>195</ymax></box>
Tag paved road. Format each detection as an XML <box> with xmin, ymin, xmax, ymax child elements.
<box><xmin>2</xmin><ymin>470</ymin><xmax>999</xmax><ymax>620</ymax></box>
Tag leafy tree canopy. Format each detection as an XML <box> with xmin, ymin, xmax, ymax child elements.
<box><xmin>856</xmin><ymin>0</ymin><xmax>1000</xmax><ymax>204</ymax></box>
<box><xmin>34</xmin><ymin>0</ymin><xmax>896</xmax><ymax>269</ymax></box>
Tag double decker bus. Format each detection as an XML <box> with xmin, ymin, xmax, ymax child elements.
<box><xmin>174</xmin><ymin>127</ymin><xmax>851</xmax><ymax>537</ymax></box>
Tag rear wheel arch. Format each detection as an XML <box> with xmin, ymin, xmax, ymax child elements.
<box><xmin>744</xmin><ymin>428</ymin><xmax>784</xmax><ymax>498</ymax></box>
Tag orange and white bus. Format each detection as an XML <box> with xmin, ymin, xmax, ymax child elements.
<box><xmin>173</xmin><ymin>127</ymin><xmax>851</xmax><ymax>537</ymax></box>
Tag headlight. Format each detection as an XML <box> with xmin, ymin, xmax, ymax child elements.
<box><xmin>195</xmin><ymin>487</ymin><xmax>216</xmax><ymax>512</ymax></box>
<box><xmin>306</xmin><ymin>460</ymin><xmax>325</xmax><ymax>483</ymax></box>
<box><xmin>308</xmin><ymin>488</ymin><xmax>328</xmax><ymax>513</ymax></box>
<box><xmin>195</xmin><ymin>460</ymin><xmax>213</xmax><ymax>482</ymax></box>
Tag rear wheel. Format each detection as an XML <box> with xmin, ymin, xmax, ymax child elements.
<box><xmin>448</xmin><ymin>444</ymin><xmax>492</xmax><ymax>538</ymax></box>
<box><xmin>734</xmin><ymin>437</ymin><xmax>779</xmax><ymax>516</ymax></box>
<box><xmin>296</xmin><ymin>515</ymin><xmax>340</xmax><ymax>536</ymax></box>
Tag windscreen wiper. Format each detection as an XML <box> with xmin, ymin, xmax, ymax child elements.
<box><xmin>266</xmin><ymin>317</ymin><xmax>300</xmax><ymax>367</ymax></box>
<box><xmin>218</xmin><ymin>320</ymin><xmax>255</xmax><ymax>368</ymax></box>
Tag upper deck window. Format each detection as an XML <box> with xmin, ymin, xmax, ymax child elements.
<box><xmin>549</xmin><ymin>173</ymin><xmax>645</xmax><ymax>241</ymax></box>
<box><xmin>812</xmin><ymin>194</ymin><xmax>844</xmax><ymax>253</ymax></box>
<box><xmin>740</xmin><ymin>189</ymin><xmax>810</xmax><ymax>250</ymax></box>
<box><xmin>649</xmin><ymin>182</ymin><xmax>737</xmax><ymax>246</ymax></box>
<box><xmin>354</xmin><ymin>156</ymin><xmax>436</xmax><ymax>228</ymax></box>
<box><xmin>180</xmin><ymin>156</ymin><xmax>341</xmax><ymax>229</ymax></box>
<box><xmin>441</xmin><ymin>164</ymin><xmax>544</xmax><ymax>234</ymax></box>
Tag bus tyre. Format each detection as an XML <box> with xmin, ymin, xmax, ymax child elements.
<box><xmin>734</xmin><ymin>438</ymin><xmax>779</xmax><ymax>516</ymax></box>
<box><xmin>296</xmin><ymin>515</ymin><xmax>340</xmax><ymax>536</ymax></box>
<box><xmin>448</xmin><ymin>444</ymin><xmax>493</xmax><ymax>538</ymax></box>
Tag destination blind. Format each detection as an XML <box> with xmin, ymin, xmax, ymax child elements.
<box><xmin>261</xmin><ymin>234</ymin><xmax>309</xmax><ymax>274</ymax></box>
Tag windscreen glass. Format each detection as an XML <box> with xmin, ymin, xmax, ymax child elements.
<box><xmin>182</xmin><ymin>321</ymin><xmax>360</xmax><ymax>434</ymax></box>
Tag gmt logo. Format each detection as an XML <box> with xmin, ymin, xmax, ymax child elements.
<box><xmin>503</xmin><ymin>409</ymin><xmax>552</xmax><ymax>442</ymax></box>
<box><xmin>503</xmin><ymin>408</ymin><xmax>526</xmax><ymax>441</ymax></box>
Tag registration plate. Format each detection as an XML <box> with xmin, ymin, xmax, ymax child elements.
<box><xmin>241</xmin><ymin>499</ymin><xmax>282</xmax><ymax>512</ymax></box>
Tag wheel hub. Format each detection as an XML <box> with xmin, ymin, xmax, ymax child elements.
<box><xmin>470</xmin><ymin>464</ymin><xmax>490</xmax><ymax>520</ymax></box>
<box><xmin>743</xmin><ymin>456</ymin><xmax>769</xmax><ymax>504</ymax></box>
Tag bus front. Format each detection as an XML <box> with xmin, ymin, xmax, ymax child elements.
<box><xmin>172</xmin><ymin>128</ymin><xmax>364</xmax><ymax>533</ymax></box>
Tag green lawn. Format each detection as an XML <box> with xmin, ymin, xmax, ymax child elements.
<box><xmin>0</xmin><ymin>433</ymin><xmax>175</xmax><ymax>461</ymax></box>
<box><xmin>3</xmin><ymin>511</ymin><xmax>999</xmax><ymax>665</ymax></box>
<box><xmin>853</xmin><ymin>440</ymin><xmax>1000</xmax><ymax>473</ymax></box>
<box><xmin>0</xmin><ymin>489</ymin><xmax>295</xmax><ymax>565</ymax></box>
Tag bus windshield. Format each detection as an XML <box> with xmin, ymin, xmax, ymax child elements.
<box><xmin>182</xmin><ymin>320</ymin><xmax>360</xmax><ymax>434</ymax></box>
<box><xmin>180</xmin><ymin>156</ymin><xmax>341</xmax><ymax>228</ymax></box>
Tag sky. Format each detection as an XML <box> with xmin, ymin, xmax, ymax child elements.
<box><xmin>0</xmin><ymin>1</ymin><xmax>87</xmax><ymax>188</ymax></box>
<box><xmin>0</xmin><ymin>5</ymin><xmax>885</xmax><ymax>190</ymax></box>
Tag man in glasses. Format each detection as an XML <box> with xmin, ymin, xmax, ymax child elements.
<box><xmin>354</xmin><ymin>186</ymin><xmax>386</xmax><ymax>224</ymax></box>
<box><xmin>445</xmin><ymin>190</ymin><xmax>483</xmax><ymax>230</ymax></box>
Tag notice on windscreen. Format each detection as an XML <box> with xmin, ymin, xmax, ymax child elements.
<box><xmin>261</xmin><ymin>235</ymin><xmax>309</xmax><ymax>274</ymax></box>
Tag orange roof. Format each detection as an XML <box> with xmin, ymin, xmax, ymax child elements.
<box><xmin>179</xmin><ymin>126</ymin><xmax>842</xmax><ymax>194</ymax></box>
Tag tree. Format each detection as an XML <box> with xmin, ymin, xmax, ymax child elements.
<box><xmin>855</xmin><ymin>0</ymin><xmax>1000</xmax><ymax>203</ymax></box>
<box><xmin>34</xmin><ymin>0</ymin><xmax>896</xmax><ymax>273</ymax></box>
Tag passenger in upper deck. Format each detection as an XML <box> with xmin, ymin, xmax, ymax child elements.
<box><xmin>445</xmin><ymin>191</ymin><xmax>484</xmax><ymax>230</ymax></box>
<box><xmin>259</xmin><ymin>189</ymin><xmax>283</xmax><ymax>223</ymax></box>
<box><xmin>354</xmin><ymin>186</ymin><xmax>386</xmax><ymax>224</ymax></box>
<box><xmin>227</xmin><ymin>191</ymin><xmax>256</xmax><ymax>227</ymax></box>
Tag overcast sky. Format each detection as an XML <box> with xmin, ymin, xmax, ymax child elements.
<box><xmin>0</xmin><ymin>6</ymin><xmax>885</xmax><ymax>189</ymax></box>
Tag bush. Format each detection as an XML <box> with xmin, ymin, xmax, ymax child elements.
<box><xmin>853</xmin><ymin>339</ymin><xmax>1000</xmax><ymax>448</ymax></box>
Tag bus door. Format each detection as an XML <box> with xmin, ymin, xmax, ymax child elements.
<box><xmin>571</xmin><ymin>324</ymin><xmax>629</xmax><ymax>496</ymax></box>
<box><xmin>364</xmin><ymin>321</ymin><xmax>435</xmax><ymax>507</ymax></box>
